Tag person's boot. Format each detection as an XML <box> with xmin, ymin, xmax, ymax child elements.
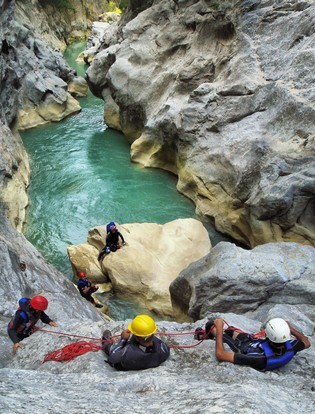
<box><xmin>194</xmin><ymin>327</ymin><xmax>204</xmax><ymax>340</ymax></box>
<box><xmin>204</xmin><ymin>317</ymin><xmax>216</xmax><ymax>339</ymax></box>
<box><xmin>102</xmin><ymin>330</ymin><xmax>113</xmax><ymax>355</ymax></box>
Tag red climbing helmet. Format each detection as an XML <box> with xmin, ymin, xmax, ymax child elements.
<box><xmin>78</xmin><ymin>271</ymin><xmax>87</xmax><ymax>278</ymax></box>
<box><xmin>30</xmin><ymin>295</ymin><xmax>48</xmax><ymax>311</ymax></box>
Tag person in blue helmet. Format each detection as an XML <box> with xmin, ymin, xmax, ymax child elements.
<box><xmin>199</xmin><ymin>317</ymin><xmax>310</xmax><ymax>371</ymax></box>
<box><xmin>7</xmin><ymin>295</ymin><xmax>58</xmax><ymax>354</ymax></box>
<box><xmin>98</xmin><ymin>222</ymin><xmax>126</xmax><ymax>261</ymax></box>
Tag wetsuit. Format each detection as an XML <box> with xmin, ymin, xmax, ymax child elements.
<box><xmin>104</xmin><ymin>335</ymin><xmax>170</xmax><ymax>371</ymax></box>
<box><xmin>223</xmin><ymin>331</ymin><xmax>305</xmax><ymax>371</ymax></box>
<box><xmin>105</xmin><ymin>230</ymin><xmax>125</xmax><ymax>252</ymax></box>
<box><xmin>7</xmin><ymin>299</ymin><xmax>52</xmax><ymax>344</ymax></box>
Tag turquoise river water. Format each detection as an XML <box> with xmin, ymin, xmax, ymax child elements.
<box><xmin>21</xmin><ymin>43</ymin><xmax>228</xmax><ymax>319</ymax></box>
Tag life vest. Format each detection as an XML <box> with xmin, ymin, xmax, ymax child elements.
<box><xmin>8</xmin><ymin>298</ymin><xmax>41</xmax><ymax>335</ymax></box>
<box><xmin>77</xmin><ymin>278</ymin><xmax>89</xmax><ymax>289</ymax></box>
<box><xmin>242</xmin><ymin>338</ymin><xmax>295</xmax><ymax>371</ymax></box>
<box><xmin>260</xmin><ymin>340</ymin><xmax>295</xmax><ymax>371</ymax></box>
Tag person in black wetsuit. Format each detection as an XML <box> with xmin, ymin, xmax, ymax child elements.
<box><xmin>102</xmin><ymin>315</ymin><xmax>170</xmax><ymax>371</ymax></box>
<box><xmin>198</xmin><ymin>317</ymin><xmax>310</xmax><ymax>371</ymax></box>
<box><xmin>98</xmin><ymin>222</ymin><xmax>126</xmax><ymax>260</ymax></box>
<box><xmin>7</xmin><ymin>295</ymin><xmax>58</xmax><ymax>354</ymax></box>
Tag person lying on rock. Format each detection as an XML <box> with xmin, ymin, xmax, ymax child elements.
<box><xmin>98</xmin><ymin>223</ymin><xmax>126</xmax><ymax>261</ymax></box>
<box><xmin>7</xmin><ymin>295</ymin><xmax>58</xmax><ymax>354</ymax></box>
<box><xmin>102</xmin><ymin>314</ymin><xmax>170</xmax><ymax>371</ymax></box>
<box><xmin>77</xmin><ymin>271</ymin><xmax>103</xmax><ymax>308</ymax></box>
<box><xmin>197</xmin><ymin>317</ymin><xmax>310</xmax><ymax>371</ymax></box>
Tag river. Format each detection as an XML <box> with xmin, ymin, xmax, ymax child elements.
<box><xmin>21</xmin><ymin>42</ymin><xmax>228</xmax><ymax>319</ymax></box>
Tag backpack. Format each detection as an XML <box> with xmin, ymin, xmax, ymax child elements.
<box><xmin>106</xmin><ymin>221</ymin><xmax>116</xmax><ymax>233</ymax></box>
<box><xmin>18</xmin><ymin>298</ymin><xmax>31</xmax><ymax>322</ymax></box>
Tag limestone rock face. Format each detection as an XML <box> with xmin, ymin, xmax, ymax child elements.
<box><xmin>1</xmin><ymin>304</ymin><xmax>314</xmax><ymax>413</ymax></box>
<box><xmin>15</xmin><ymin>0</ymin><xmax>108</xmax><ymax>51</ymax></box>
<box><xmin>0</xmin><ymin>1</ymin><xmax>83</xmax><ymax>131</ymax></box>
<box><xmin>0</xmin><ymin>122</ymin><xmax>29</xmax><ymax>231</ymax></box>
<box><xmin>170</xmin><ymin>241</ymin><xmax>315</xmax><ymax>321</ymax></box>
<box><xmin>86</xmin><ymin>0</ymin><xmax>315</xmax><ymax>248</ymax></box>
<box><xmin>67</xmin><ymin>219</ymin><xmax>211</xmax><ymax>316</ymax></box>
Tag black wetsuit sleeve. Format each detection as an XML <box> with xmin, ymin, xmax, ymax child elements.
<box><xmin>40</xmin><ymin>311</ymin><xmax>53</xmax><ymax>325</ymax></box>
<box><xmin>7</xmin><ymin>312</ymin><xmax>25</xmax><ymax>343</ymax></box>
<box><xmin>291</xmin><ymin>339</ymin><xmax>305</xmax><ymax>353</ymax></box>
<box><xmin>118</xmin><ymin>232</ymin><xmax>125</xmax><ymax>244</ymax></box>
<box><xmin>234</xmin><ymin>353</ymin><xmax>267</xmax><ymax>371</ymax></box>
<box><xmin>107</xmin><ymin>339</ymin><xmax>129</xmax><ymax>370</ymax></box>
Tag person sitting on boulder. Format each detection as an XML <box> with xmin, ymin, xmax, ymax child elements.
<box><xmin>98</xmin><ymin>222</ymin><xmax>126</xmax><ymax>260</ymax></box>
<box><xmin>197</xmin><ymin>317</ymin><xmax>310</xmax><ymax>371</ymax></box>
<box><xmin>77</xmin><ymin>271</ymin><xmax>102</xmax><ymax>308</ymax></box>
<box><xmin>7</xmin><ymin>295</ymin><xmax>58</xmax><ymax>354</ymax></box>
<box><xmin>102</xmin><ymin>314</ymin><xmax>170</xmax><ymax>371</ymax></box>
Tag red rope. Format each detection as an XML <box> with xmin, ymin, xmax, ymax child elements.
<box><xmin>40</xmin><ymin>323</ymin><xmax>267</xmax><ymax>363</ymax></box>
<box><xmin>36</xmin><ymin>328</ymin><xmax>120</xmax><ymax>341</ymax></box>
<box><xmin>43</xmin><ymin>341</ymin><xmax>103</xmax><ymax>363</ymax></box>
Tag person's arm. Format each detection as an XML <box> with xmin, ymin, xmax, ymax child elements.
<box><xmin>287</xmin><ymin>322</ymin><xmax>310</xmax><ymax>349</ymax></box>
<box><xmin>214</xmin><ymin>318</ymin><xmax>235</xmax><ymax>363</ymax></box>
<box><xmin>118</xmin><ymin>232</ymin><xmax>125</xmax><ymax>245</ymax></box>
<box><xmin>40</xmin><ymin>311</ymin><xmax>58</xmax><ymax>327</ymax></box>
<box><xmin>78</xmin><ymin>280</ymin><xmax>92</xmax><ymax>295</ymax></box>
<box><xmin>7</xmin><ymin>313</ymin><xmax>25</xmax><ymax>354</ymax></box>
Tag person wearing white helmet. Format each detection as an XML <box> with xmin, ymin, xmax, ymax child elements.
<box><xmin>200</xmin><ymin>317</ymin><xmax>310</xmax><ymax>371</ymax></box>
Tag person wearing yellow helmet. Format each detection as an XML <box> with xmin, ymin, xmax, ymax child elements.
<box><xmin>101</xmin><ymin>315</ymin><xmax>170</xmax><ymax>371</ymax></box>
<box><xmin>199</xmin><ymin>316</ymin><xmax>310</xmax><ymax>371</ymax></box>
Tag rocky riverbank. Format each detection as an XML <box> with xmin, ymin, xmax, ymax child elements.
<box><xmin>86</xmin><ymin>0</ymin><xmax>315</xmax><ymax>248</ymax></box>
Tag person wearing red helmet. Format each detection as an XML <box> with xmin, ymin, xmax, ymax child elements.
<box><xmin>7</xmin><ymin>295</ymin><xmax>58</xmax><ymax>354</ymax></box>
<box><xmin>77</xmin><ymin>271</ymin><xmax>102</xmax><ymax>308</ymax></box>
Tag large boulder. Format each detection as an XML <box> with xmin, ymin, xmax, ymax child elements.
<box><xmin>86</xmin><ymin>0</ymin><xmax>315</xmax><ymax>248</ymax></box>
<box><xmin>67</xmin><ymin>219</ymin><xmax>211</xmax><ymax>316</ymax></box>
<box><xmin>170</xmin><ymin>241</ymin><xmax>315</xmax><ymax>321</ymax></box>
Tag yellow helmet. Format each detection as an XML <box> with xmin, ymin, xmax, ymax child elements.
<box><xmin>128</xmin><ymin>315</ymin><xmax>157</xmax><ymax>337</ymax></box>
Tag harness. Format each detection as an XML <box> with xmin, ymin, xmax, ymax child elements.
<box><xmin>242</xmin><ymin>338</ymin><xmax>295</xmax><ymax>371</ymax></box>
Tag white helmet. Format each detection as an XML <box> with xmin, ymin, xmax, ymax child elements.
<box><xmin>265</xmin><ymin>318</ymin><xmax>291</xmax><ymax>343</ymax></box>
